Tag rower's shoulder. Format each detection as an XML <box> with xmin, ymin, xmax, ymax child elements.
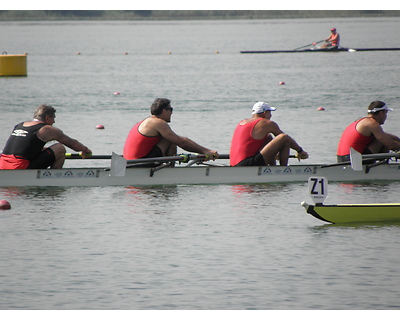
<box><xmin>143</xmin><ymin>116</ymin><xmax>168</xmax><ymax>127</ymax></box>
<box><xmin>359</xmin><ymin>117</ymin><xmax>379</xmax><ymax>126</ymax></box>
<box><xmin>240</xmin><ymin>117</ymin><xmax>269</xmax><ymax>124</ymax></box>
<box><xmin>22</xmin><ymin>120</ymin><xmax>42</xmax><ymax>126</ymax></box>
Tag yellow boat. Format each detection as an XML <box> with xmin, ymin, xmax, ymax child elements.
<box><xmin>301</xmin><ymin>202</ymin><xmax>400</xmax><ymax>224</ymax></box>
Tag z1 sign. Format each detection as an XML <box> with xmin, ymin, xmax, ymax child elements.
<box><xmin>308</xmin><ymin>177</ymin><xmax>328</xmax><ymax>204</ymax></box>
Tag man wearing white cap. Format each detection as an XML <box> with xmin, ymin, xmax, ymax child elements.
<box><xmin>230</xmin><ymin>101</ymin><xmax>309</xmax><ymax>166</ymax></box>
<box><xmin>337</xmin><ymin>101</ymin><xmax>400</xmax><ymax>162</ymax></box>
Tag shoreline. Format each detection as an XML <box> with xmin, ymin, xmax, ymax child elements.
<box><xmin>1</xmin><ymin>10</ymin><xmax>400</xmax><ymax>21</ymax></box>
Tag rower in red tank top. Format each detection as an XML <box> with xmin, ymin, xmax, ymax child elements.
<box><xmin>230</xmin><ymin>101</ymin><xmax>308</xmax><ymax>166</ymax></box>
<box><xmin>336</xmin><ymin>101</ymin><xmax>400</xmax><ymax>163</ymax></box>
<box><xmin>337</xmin><ymin>118</ymin><xmax>374</xmax><ymax>161</ymax></box>
<box><xmin>123</xmin><ymin>120</ymin><xmax>161</xmax><ymax>160</ymax></box>
<box><xmin>321</xmin><ymin>28</ymin><xmax>340</xmax><ymax>48</ymax></box>
<box><xmin>123</xmin><ymin>98</ymin><xmax>219</xmax><ymax>166</ymax></box>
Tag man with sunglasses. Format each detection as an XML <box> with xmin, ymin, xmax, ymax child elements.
<box><xmin>123</xmin><ymin>98</ymin><xmax>218</xmax><ymax>165</ymax></box>
<box><xmin>337</xmin><ymin>101</ymin><xmax>400</xmax><ymax>163</ymax></box>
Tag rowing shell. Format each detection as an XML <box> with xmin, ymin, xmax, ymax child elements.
<box><xmin>240</xmin><ymin>47</ymin><xmax>400</xmax><ymax>54</ymax></box>
<box><xmin>301</xmin><ymin>202</ymin><xmax>400</xmax><ymax>224</ymax></box>
<box><xmin>1</xmin><ymin>161</ymin><xmax>400</xmax><ymax>187</ymax></box>
<box><xmin>301</xmin><ymin>175</ymin><xmax>400</xmax><ymax>224</ymax></box>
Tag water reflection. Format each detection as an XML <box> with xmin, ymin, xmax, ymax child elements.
<box><xmin>123</xmin><ymin>185</ymin><xmax>180</xmax><ymax>215</ymax></box>
<box><xmin>230</xmin><ymin>183</ymin><xmax>296</xmax><ymax>195</ymax></box>
<box><xmin>0</xmin><ymin>186</ymin><xmax>69</xmax><ymax>198</ymax></box>
<box><xmin>311</xmin><ymin>221</ymin><xmax>400</xmax><ymax>230</ymax></box>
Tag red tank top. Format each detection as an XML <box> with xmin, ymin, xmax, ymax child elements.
<box><xmin>123</xmin><ymin>120</ymin><xmax>161</xmax><ymax>160</ymax></box>
<box><xmin>230</xmin><ymin>118</ymin><xmax>268</xmax><ymax>166</ymax></box>
<box><xmin>337</xmin><ymin>118</ymin><xmax>374</xmax><ymax>156</ymax></box>
<box><xmin>331</xmin><ymin>33</ymin><xmax>339</xmax><ymax>46</ymax></box>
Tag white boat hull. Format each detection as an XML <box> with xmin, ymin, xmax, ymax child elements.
<box><xmin>1</xmin><ymin>163</ymin><xmax>400</xmax><ymax>187</ymax></box>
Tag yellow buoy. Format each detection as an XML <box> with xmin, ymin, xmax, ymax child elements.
<box><xmin>0</xmin><ymin>53</ymin><xmax>27</xmax><ymax>76</ymax></box>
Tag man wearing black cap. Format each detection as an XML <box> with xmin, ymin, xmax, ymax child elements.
<box><xmin>337</xmin><ymin>101</ymin><xmax>400</xmax><ymax>163</ymax></box>
<box><xmin>321</xmin><ymin>28</ymin><xmax>340</xmax><ymax>48</ymax></box>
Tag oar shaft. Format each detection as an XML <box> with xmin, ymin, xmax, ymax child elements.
<box><xmin>126</xmin><ymin>153</ymin><xmax>230</xmax><ymax>164</ymax></box>
<box><xmin>321</xmin><ymin>152</ymin><xmax>400</xmax><ymax>168</ymax></box>
<box><xmin>66</xmin><ymin>153</ymin><xmax>300</xmax><ymax>161</ymax></box>
<box><xmin>65</xmin><ymin>153</ymin><xmax>110</xmax><ymax>159</ymax></box>
<box><xmin>66</xmin><ymin>153</ymin><xmax>231</xmax><ymax>161</ymax></box>
<box><xmin>362</xmin><ymin>152</ymin><xmax>400</xmax><ymax>160</ymax></box>
<box><xmin>293</xmin><ymin>39</ymin><xmax>324</xmax><ymax>50</ymax></box>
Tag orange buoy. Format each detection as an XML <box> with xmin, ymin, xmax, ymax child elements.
<box><xmin>0</xmin><ymin>200</ymin><xmax>11</xmax><ymax>210</ymax></box>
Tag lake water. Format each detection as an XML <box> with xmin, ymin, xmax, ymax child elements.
<box><xmin>1</xmin><ymin>17</ymin><xmax>400</xmax><ymax>311</ymax></box>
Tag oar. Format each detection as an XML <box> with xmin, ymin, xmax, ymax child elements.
<box><xmin>322</xmin><ymin>150</ymin><xmax>400</xmax><ymax>169</ymax></box>
<box><xmin>293</xmin><ymin>40</ymin><xmax>325</xmax><ymax>50</ymax></box>
<box><xmin>109</xmin><ymin>153</ymin><xmax>226</xmax><ymax>177</ymax></box>
<box><xmin>65</xmin><ymin>153</ymin><xmax>111</xmax><ymax>159</ymax></box>
<box><xmin>350</xmin><ymin>149</ymin><xmax>400</xmax><ymax>170</ymax></box>
<box><xmin>66</xmin><ymin>152</ymin><xmax>230</xmax><ymax>161</ymax></box>
<box><xmin>66</xmin><ymin>153</ymin><xmax>300</xmax><ymax>161</ymax></box>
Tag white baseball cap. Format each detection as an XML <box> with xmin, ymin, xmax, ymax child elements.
<box><xmin>252</xmin><ymin>101</ymin><xmax>276</xmax><ymax>114</ymax></box>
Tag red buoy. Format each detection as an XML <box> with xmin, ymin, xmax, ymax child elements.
<box><xmin>96</xmin><ymin>124</ymin><xmax>105</xmax><ymax>129</ymax></box>
<box><xmin>0</xmin><ymin>200</ymin><xmax>11</xmax><ymax>210</ymax></box>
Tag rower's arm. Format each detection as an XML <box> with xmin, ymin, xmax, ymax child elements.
<box><xmin>372</xmin><ymin>126</ymin><xmax>400</xmax><ymax>150</ymax></box>
<box><xmin>38</xmin><ymin>126</ymin><xmax>92</xmax><ymax>157</ymax></box>
<box><xmin>260</xmin><ymin>120</ymin><xmax>308</xmax><ymax>159</ymax></box>
<box><xmin>157</xmin><ymin>121</ymin><xmax>217</xmax><ymax>156</ymax></box>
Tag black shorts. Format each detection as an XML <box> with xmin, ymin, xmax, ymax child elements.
<box><xmin>135</xmin><ymin>145</ymin><xmax>164</xmax><ymax>167</ymax></box>
<box><xmin>235</xmin><ymin>152</ymin><xmax>266</xmax><ymax>166</ymax></box>
<box><xmin>28</xmin><ymin>148</ymin><xmax>56</xmax><ymax>169</ymax></box>
<box><xmin>143</xmin><ymin>145</ymin><xmax>163</xmax><ymax>158</ymax></box>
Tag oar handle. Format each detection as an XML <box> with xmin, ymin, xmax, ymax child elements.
<box><xmin>65</xmin><ymin>152</ymin><xmax>109</xmax><ymax>159</ymax></box>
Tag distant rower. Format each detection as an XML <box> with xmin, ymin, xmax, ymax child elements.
<box><xmin>321</xmin><ymin>28</ymin><xmax>340</xmax><ymax>48</ymax></box>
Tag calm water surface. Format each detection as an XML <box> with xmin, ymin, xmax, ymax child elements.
<box><xmin>1</xmin><ymin>17</ymin><xmax>400</xmax><ymax>310</ymax></box>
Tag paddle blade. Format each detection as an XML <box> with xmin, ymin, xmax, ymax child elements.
<box><xmin>350</xmin><ymin>147</ymin><xmax>363</xmax><ymax>171</ymax></box>
<box><xmin>111</xmin><ymin>152</ymin><xmax>127</xmax><ymax>177</ymax></box>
